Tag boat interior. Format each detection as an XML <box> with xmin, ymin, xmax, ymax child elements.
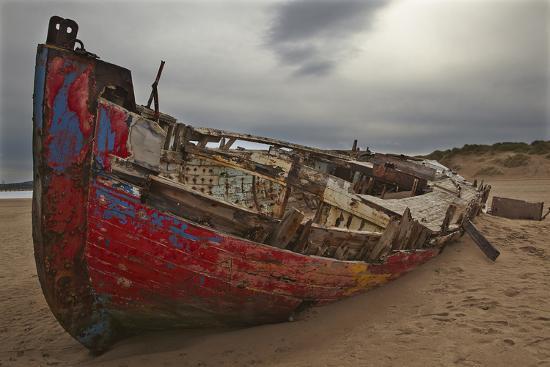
<box><xmin>99</xmin><ymin>94</ymin><xmax>490</xmax><ymax>263</ymax></box>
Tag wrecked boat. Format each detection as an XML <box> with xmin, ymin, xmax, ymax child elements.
<box><xmin>32</xmin><ymin>16</ymin><xmax>492</xmax><ymax>352</ymax></box>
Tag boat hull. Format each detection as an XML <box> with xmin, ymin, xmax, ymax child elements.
<box><xmin>33</xmin><ymin>34</ymin><xmax>441</xmax><ymax>352</ymax></box>
<box><xmin>86</xmin><ymin>175</ymin><xmax>439</xmax><ymax>331</ymax></box>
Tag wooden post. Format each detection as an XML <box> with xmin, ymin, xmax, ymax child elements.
<box><xmin>222</xmin><ymin>137</ymin><xmax>236</xmax><ymax>150</ymax></box>
<box><xmin>163</xmin><ymin>124</ymin><xmax>174</xmax><ymax>150</ymax></box>
<box><xmin>293</xmin><ymin>219</ymin><xmax>313</xmax><ymax>253</ymax></box>
<box><xmin>363</xmin><ymin>177</ymin><xmax>374</xmax><ymax>195</ymax></box>
<box><xmin>441</xmin><ymin>204</ymin><xmax>457</xmax><ymax>234</ymax></box>
<box><xmin>218</xmin><ymin>137</ymin><xmax>226</xmax><ymax>149</ymax></box>
<box><xmin>410</xmin><ymin>178</ymin><xmax>419</xmax><ymax>197</ymax></box>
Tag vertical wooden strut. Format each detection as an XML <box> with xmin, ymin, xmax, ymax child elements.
<box><xmin>146</xmin><ymin>60</ymin><xmax>166</xmax><ymax>121</ymax></box>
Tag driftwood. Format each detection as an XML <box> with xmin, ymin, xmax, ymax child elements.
<box><xmin>490</xmin><ymin>197</ymin><xmax>544</xmax><ymax>221</ymax></box>
<box><xmin>463</xmin><ymin>220</ymin><xmax>500</xmax><ymax>261</ymax></box>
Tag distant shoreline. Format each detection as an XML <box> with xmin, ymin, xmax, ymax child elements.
<box><xmin>0</xmin><ymin>190</ymin><xmax>32</xmax><ymax>199</ymax></box>
<box><xmin>0</xmin><ymin>181</ymin><xmax>33</xmax><ymax>192</ymax></box>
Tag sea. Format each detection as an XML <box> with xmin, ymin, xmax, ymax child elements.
<box><xmin>0</xmin><ymin>191</ymin><xmax>33</xmax><ymax>199</ymax></box>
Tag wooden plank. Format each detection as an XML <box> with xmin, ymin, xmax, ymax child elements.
<box><xmin>429</xmin><ymin>230</ymin><xmax>461</xmax><ymax>248</ymax></box>
<box><xmin>410</xmin><ymin>178</ymin><xmax>419</xmax><ymax>197</ymax></box>
<box><xmin>490</xmin><ymin>196</ymin><xmax>544</xmax><ymax>220</ymax></box>
<box><xmin>334</xmin><ymin>246</ymin><xmax>348</xmax><ymax>260</ymax></box>
<box><xmin>267</xmin><ymin>208</ymin><xmax>305</xmax><ymax>248</ymax></box>
<box><xmin>368</xmin><ymin>217</ymin><xmax>400</xmax><ymax>260</ymax></box>
<box><xmin>190</xmin><ymin>126</ymin><xmax>350</xmax><ymax>161</ymax></box>
<box><xmin>323</xmin><ymin>178</ymin><xmax>390</xmax><ymax>229</ymax></box>
<box><xmin>441</xmin><ymin>204</ymin><xmax>457</xmax><ymax>234</ymax></box>
<box><xmin>147</xmin><ymin>175</ymin><xmax>278</xmax><ymax>242</ymax></box>
<box><xmin>373</xmin><ymin>163</ymin><xmax>428</xmax><ymax>193</ymax></box>
<box><xmin>463</xmin><ymin>220</ymin><xmax>500</xmax><ymax>261</ymax></box>
<box><xmin>293</xmin><ymin>219</ymin><xmax>313</xmax><ymax>253</ymax></box>
<box><xmin>372</xmin><ymin>153</ymin><xmax>436</xmax><ymax>181</ymax></box>
<box><xmin>308</xmin><ymin>224</ymin><xmax>381</xmax><ymax>250</ymax></box>
<box><xmin>222</xmin><ymin>137</ymin><xmax>236</xmax><ymax>150</ymax></box>
<box><xmin>163</xmin><ymin>124</ymin><xmax>174</xmax><ymax>150</ymax></box>
<box><xmin>393</xmin><ymin>208</ymin><xmax>413</xmax><ymax>250</ymax></box>
<box><xmin>412</xmin><ymin>227</ymin><xmax>432</xmax><ymax>249</ymax></box>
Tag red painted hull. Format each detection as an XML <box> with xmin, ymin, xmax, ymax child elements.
<box><xmin>86</xmin><ymin>176</ymin><xmax>439</xmax><ymax>330</ymax></box>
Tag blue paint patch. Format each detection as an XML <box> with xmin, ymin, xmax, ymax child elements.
<box><xmin>97</xmin><ymin>187</ymin><xmax>135</xmax><ymax>224</ymax></box>
<box><xmin>165</xmin><ymin>262</ymin><xmax>176</xmax><ymax>270</ymax></box>
<box><xmin>151</xmin><ymin>212</ymin><xmax>172</xmax><ymax>227</ymax></box>
<box><xmin>104</xmin><ymin>239</ymin><xmax>110</xmax><ymax>248</ymax></box>
<box><xmin>95</xmin><ymin>106</ymin><xmax>116</xmax><ymax>168</ymax></box>
<box><xmin>76</xmin><ymin>309</ymin><xmax>113</xmax><ymax>348</ymax></box>
<box><xmin>168</xmin><ymin>221</ymin><xmax>222</xmax><ymax>249</ymax></box>
<box><xmin>48</xmin><ymin>68</ymin><xmax>85</xmax><ymax>170</ymax></box>
<box><xmin>33</xmin><ymin>47</ymin><xmax>48</xmax><ymax>129</ymax></box>
<box><xmin>170</xmin><ymin>223</ymin><xmax>199</xmax><ymax>242</ymax></box>
<box><xmin>199</xmin><ymin>275</ymin><xmax>205</xmax><ymax>286</ymax></box>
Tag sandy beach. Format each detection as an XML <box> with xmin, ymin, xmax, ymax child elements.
<box><xmin>1</xmin><ymin>179</ymin><xmax>549</xmax><ymax>367</ymax></box>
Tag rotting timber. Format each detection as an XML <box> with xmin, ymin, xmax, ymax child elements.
<box><xmin>33</xmin><ymin>16</ymin><xmax>493</xmax><ymax>353</ymax></box>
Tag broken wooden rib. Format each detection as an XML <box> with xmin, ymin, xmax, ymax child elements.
<box><xmin>32</xmin><ymin>16</ymin><xmax>488</xmax><ymax>353</ymax></box>
<box><xmin>463</xmin><ymin>220</ymin><xmax>500</xmax><ymax>261</ymax></box>
<box><xmin>268</xmin><ymin>208</ymin><xmax>305</xmax><ymax>248</ymax></box>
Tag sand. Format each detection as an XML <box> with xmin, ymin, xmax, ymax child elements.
<box><xmin>1</xmin><ymin>180</ymin><xmax>549</xmax><ymax>367</ymax></box>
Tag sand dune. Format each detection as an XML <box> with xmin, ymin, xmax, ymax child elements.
<box><xmin>1</xmin><ymin>178</ymin><xmax>549</xmax><ymax>366</ymax></box>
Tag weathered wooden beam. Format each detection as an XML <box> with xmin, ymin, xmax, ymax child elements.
<box><xmin>308</xmin><ymin>224</ymin><xmax>381</xmax><ymax>249</ymax></box>
<box><xmin>267</xmin><ymin>208</ymin><xmax>305</xmax><ymax>248</ymax></box>
<box><xmin>293</xmin><ymin>219</ymin><xmax>313</xmax><ymax>253</ymax></box>
<box><xmin>490</xmin><ymin>196</ymin><xmax>544</xmax><ymax>220</ymax></box>
<box><xmin>190</xmin><ymin>125</ymin><xmax>349</xmax><ymax>160</ymax></box>
<box><xmin>222</xmin><ymin>137</ymin><xmax>236</xmax><ymax>151</ymax></box>
<box><xmin>410</xmin><ymin>178</ymin><xmax>419</xmax><ymax>197</ymax></box>
<box><xmin>380</xmin><ymin>184</ymin><xmax>387</xmax><ymax>199</ymax></box>
<box><xmin>173</xmin><ymin>124</ymin><xmax>187</xmax><ymax>152</ymax></box>
<box><xmin>441</xmin><ymin>204</ymin><xmax>457</xmax><ymax>234</ymax></box>
<box><xmin>393</xmin><ymin>208</ymin><xmax>412</xmax><ymax>250</ymax></box>
<box><xmin>273</xmin><ymin>186</ymin><xmax>291</xmax><ymax>218</ymax></box>
<box><xmin>334</xmin><ymin>245</ymin><xmax>349</xmax><ymax>260</ymax></box>
<box><xmin>146</xmin><ymin>175</ymin><xmax>278</xmax><ymax>242</ymax></box>
<box><xmin>368</xmin><ymin>217</ymin><xmax>400</xmax><ymax>260</ymax></box>
<box><xmin>323</xmin><ymin>178</ymin><xmax>390</xmax><ymax>229</ymax></box>
<box><xmin>430</xmin><ymin>230</ymin><xmax>461</xmax><ymax>248</ymax></box>
<box><xmin>364</xmin><ymin>177</ymin><xmax>374</xmax><ymax>194</ymax></box>
<box><xmin>373</xmin><ymin>163</ymin><xmax>428</xmax><ymax>193</ymax></box>
<box><xmin>372</xmin><ymin>153</ymin><xmax>436</xmax><ymax>181</ymax></box>
<box><xmin>163</xmin><ymin>124</ymin><xmax>174</xmax><ymax>150</ymax></box>
<box><xmin>463</xmin><ymin>220</ymin><xmax>500</xmax><ymax>261</ymax></box>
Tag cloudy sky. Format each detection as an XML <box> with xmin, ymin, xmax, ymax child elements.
<box><xmin>0</xmin><ymin>0</ymin><xmax>548</xmax><ymax>182</ymax></box>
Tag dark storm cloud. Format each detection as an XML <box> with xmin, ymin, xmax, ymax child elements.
<box><xmin>267</xmin><ymin>0</ymin><xmax>390</xmax><ymax>76</ymax></box>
